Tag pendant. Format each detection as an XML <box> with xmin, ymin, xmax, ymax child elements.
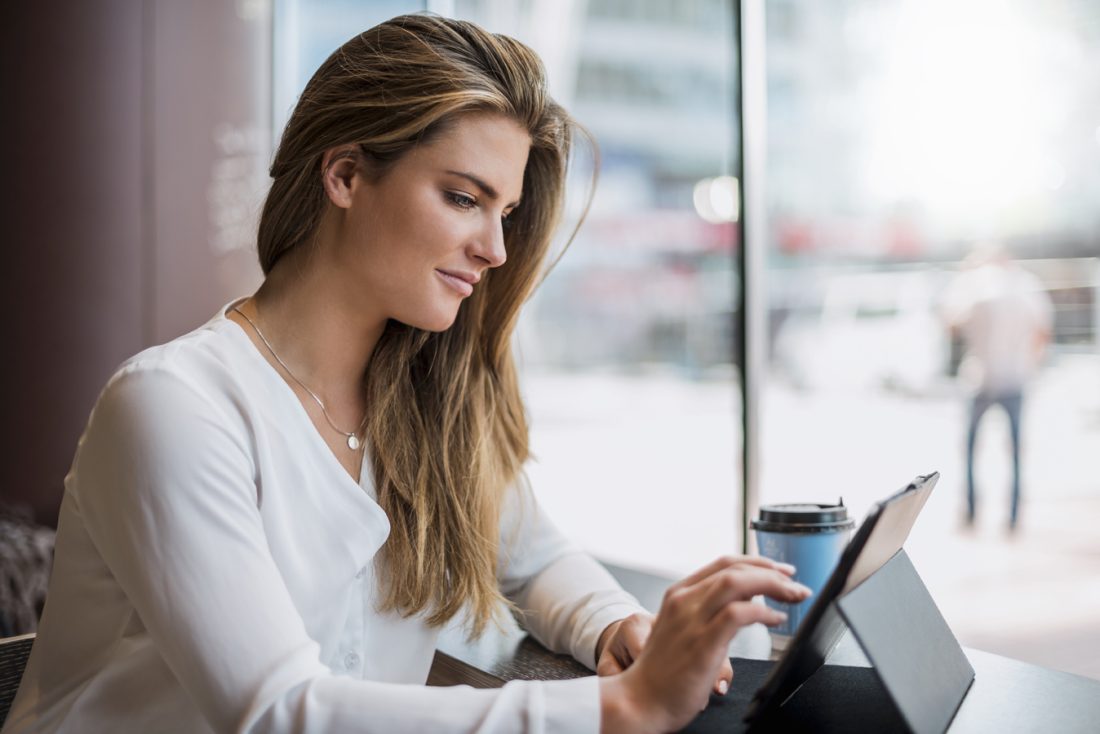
<box><xmin>347</xmin><ymin>434</ymin><xmax>361</xmax><ymax>451</ymax></box>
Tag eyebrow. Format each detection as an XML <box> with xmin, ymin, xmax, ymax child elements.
<box><xmin>445</xmin><ymin>170</ymin><xmax>521</xmax><ymax>208</ymax></box>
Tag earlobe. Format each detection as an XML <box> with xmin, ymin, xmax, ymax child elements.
<box><xmin>320</xmin><ymin>145</ymin><xmax>362</xmax><ymax>209</ymax></box>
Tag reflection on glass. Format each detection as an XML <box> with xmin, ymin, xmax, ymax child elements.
<box><xmin>762</xmin><ymin>0</ymin><xmax>1100</xmax><ymax>679</ymax></box>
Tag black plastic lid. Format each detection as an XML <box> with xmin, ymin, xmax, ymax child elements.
<box><xmin>750</xmin><ymin>500</ymin><xmax>855</xmax><ymax>533</ymax></box>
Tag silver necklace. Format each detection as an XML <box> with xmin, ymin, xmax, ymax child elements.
<box><xmin>233</xmin><ymin>305</ymin><xmax>367</xmax><ymax>451</ymax></box>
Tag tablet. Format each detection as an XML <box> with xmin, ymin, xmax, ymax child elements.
<box><xmin>743</xmin><ymin>472</ymin><xmax>939</xmax><ymax>723</ymax></box>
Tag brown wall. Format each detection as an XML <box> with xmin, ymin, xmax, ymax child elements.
<box><xmin>0</xmin><ymin>1</ymin><xmax>268</xmax><ymax>526</ymax></box>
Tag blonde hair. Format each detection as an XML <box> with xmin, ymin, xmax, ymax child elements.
<box><xmin>257</xmin><ymin>14</ymin><xmax>588</xmax><ymax>636</ymax></box>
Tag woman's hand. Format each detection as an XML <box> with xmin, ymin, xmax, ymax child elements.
<box><xmin>595</xmin><ymin>613</ymin><xmax>653</xmax><ymax>677</ymax></box>
<box><xmin>598</xmin><ymin>555</ymin><xmax>808</xmax><ymax>734</ymax></box>
<box><xmin>597</xmin><ymin>611</ymin><xmax>734</xmax><ymax>697</ymax></box>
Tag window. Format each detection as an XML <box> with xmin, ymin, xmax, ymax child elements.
<box><xmin>761</xmin><ymin>0</ymin><xmax>1100</xmax><ymax>680</ymax></box>
<box><xmin>449</xmin><ymin>0</ymin><xmax>743</xmax><ymax>574</ymax></box>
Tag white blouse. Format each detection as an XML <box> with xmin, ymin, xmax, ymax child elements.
<box><xmin>4</xmin><ymin>303</ymin><xmax>644</xmax><ymax>734</ymax></box>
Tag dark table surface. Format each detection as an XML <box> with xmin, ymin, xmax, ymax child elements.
<box><xmin>427</xmin><ymin>562</ymin><xmax>1100</xmax><ymax>732</ymax></box>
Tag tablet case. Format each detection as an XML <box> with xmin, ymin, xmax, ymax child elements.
<box><xmin>680</xmin><ymin>658</ymin><xmax>907</xmax><ymax>733</ymax></box>
<box><xmin>835</xmin><ymin>549</ymin><xmax>974</xmax><ymax>734</ymax></box>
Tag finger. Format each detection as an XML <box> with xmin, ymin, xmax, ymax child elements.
<box><xmin>673</xmin><ymin>555</ymin><xmax>796</xmax><ymax>595</ymax></box>
<box><xmin>707</xmin><ymin>599</ymin><xmax>788</xmax><ymax>641</ymax></box>
<box><xmin>602</xmin><ymin>633</ymin><xmax>632</xmax><ymax>670</ymax></box>
<box><xmin>697</xmin><ymin>567</ymin><xmax>811</xmax><ymax>620</ymax></box>
<box><xmin>601</xmin><ymin>615</ymin><xmax>649</xmax><ymax>671</ymax></box>
<box><xmin>672</xmin><ymin>555</ymin><xmax>745</xmax><ymax>591</ymax></box>
<box><xmin>595</xmin><ymin>619</ymin><xmax>623</xmax><ymax>665</ymax></box>
<box><xmin>714</xmin><ymin>657</ymin><xmax>734</xmax><ymax>695</ymax></box>
<box><xmin>620</xmin><ymin>618</ymin><xmax>653</xmax><ymax>663</ymax></box>
<box><xmin>734</xmin><ymin>555</ymin><xmax>798</xmax><ymax>576</ymax></box>
<box><xmin>699</xmin><ymin>566</ymin><xmax>810</xmax><ymax>610</ymax></box>
<box><xmin>596</xmin><ymin>654</ymin><xmax>625</xmax><ymax>677</ymax></box>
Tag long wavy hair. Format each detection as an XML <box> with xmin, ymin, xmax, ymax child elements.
<box><xmin>256</xmin><ymin>14</ymin><xmax>589</xmax><ymax>636</ymax></box>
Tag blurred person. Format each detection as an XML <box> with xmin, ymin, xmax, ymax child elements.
<box><xmin>4</xmin><ymin>14</ymin><xmax>810</xmax><ymax>734</ymax></box>
<box><xmin>943</xmin><ymin>243</ymin><xmax>1053</xmax><ymax>531</ymax></box>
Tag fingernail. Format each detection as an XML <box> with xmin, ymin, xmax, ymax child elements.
<box><xmin>773</xmin><ymin>611</ymin><xmax>788</xmax><ymax>622</ymax></box>
<box><xmin>718</xmin><ymin>679</ymin><xmax>729</xmax><ymax>695</ymax></box>
<box><xmin>790</xmin><ymin>582</ymin><xmax>812</xmax><ymax>595</ymax></box>
<box><xmin>778</xmin><ymin>562</ymin><xmax>796</xmax><ymax>574</ymax></box>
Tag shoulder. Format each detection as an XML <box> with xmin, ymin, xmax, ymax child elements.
<box><xmin>80</xmin><ymin>312</ymin><xmax>264</xmax><ymax>470</ymax></box>
<box><xmin>1010</xmin><ymin>268</ymin><xmax>1053</xmax><ymax>315</ymax></box>
<box><xmin>71</xmin><ymin>315</ymin><xmax>264</xmax><ymax>506</ymax></box>
<box><xmin>103</xmin><ymin>314</ymin><xmax>253</xmax><ymax>416</ymax></box>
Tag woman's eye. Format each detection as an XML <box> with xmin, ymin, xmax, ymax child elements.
<box><xmin>445</xmin><ymin>191</ymin><xmax>477</xmax><ymax>210</ymax></box>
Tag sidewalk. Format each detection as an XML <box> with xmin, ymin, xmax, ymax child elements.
<box><xmin>908</xmin><ymin>493</ymin><xmax>1100</xmax><ymax>681</ymax></box>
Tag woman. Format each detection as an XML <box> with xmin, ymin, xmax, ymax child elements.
<box><xmin>5</xmin><ymin>14</ymin><xmax>808</xmax><ymax>734</ymax></box>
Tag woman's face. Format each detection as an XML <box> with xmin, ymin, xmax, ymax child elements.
<box><xmin>334</xmin><ymin>112</ymin><xmax>531</xmax><ymax>332</ymax></box>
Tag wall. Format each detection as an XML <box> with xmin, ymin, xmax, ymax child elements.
<box><xmin>0</xmin><ymin>1</ymin><xmax>269</xmax><ymax>525</ymax></box>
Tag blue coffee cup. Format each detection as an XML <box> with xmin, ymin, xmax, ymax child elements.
<box><xmin>751</xmin><ymin>501</ymin><xmax>854</xmax><ymax>649</ymax></box>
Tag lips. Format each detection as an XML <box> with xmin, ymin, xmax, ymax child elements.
<box><xmin>435</xmin><ymin>269</ymin><xmax>476</xmax><ymax>297</ymax></box>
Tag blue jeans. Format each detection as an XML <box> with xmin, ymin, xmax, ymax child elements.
<box><xmin>966</xmin><ymin>390</ymin><xmax>1023</xmax><ymax>527</ymax></box>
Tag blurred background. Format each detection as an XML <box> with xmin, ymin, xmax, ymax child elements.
<box><xmin>1</xmin><ymin>0</ymin><xmax>1097</xmax><ymax>679</ymax></box>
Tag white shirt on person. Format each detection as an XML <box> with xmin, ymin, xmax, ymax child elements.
<box><xmin>4</xmin><ymin>301</ymin><xmax>644</xmax><ymax>734</ymax></box>
<box><xmin>943</xmin><ymin>262</ymin><xmax>1054</xmax><ymax>395</ymax></box>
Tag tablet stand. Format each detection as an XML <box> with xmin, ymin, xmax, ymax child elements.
<box><xmin>835</xmin><ymin>549</ymin><xmax>974</xmax><ymax>734</ymax></box>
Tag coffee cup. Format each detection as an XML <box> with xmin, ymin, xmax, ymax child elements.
<box><xmin>751</xmin><ymin>501</ymin><xmax>854</xmax><ymax>650</ymax></box>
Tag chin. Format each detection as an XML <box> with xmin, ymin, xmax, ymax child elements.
<box><xmin>399</xmin><ymin>307</ymin><xmax>461</xmax><ymax>333</ymax></box>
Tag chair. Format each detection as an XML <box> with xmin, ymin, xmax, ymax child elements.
<box><xmin>0</xmin><ymin>513</ymin><xmax>55</xmax><ymax>639</ymax></box>
<box><xmin>0</xmin><ymin>633</ymin><xmax>34</xmax><ymax>727</ymax></box>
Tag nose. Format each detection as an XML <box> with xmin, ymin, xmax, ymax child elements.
<box><xmin>469</xmin><ymin>216</ymin><xmax>507</xmax><ymax>269</ymax></box>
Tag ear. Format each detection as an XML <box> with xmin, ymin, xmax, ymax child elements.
<box><xmin>320</xmin><ymin>145</ymin><xmax>363</xmax><ymax>209</ymax></box>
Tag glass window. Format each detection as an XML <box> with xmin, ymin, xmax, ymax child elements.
<box><xmin>762</xmin><ymin>0</ymin><xmax>1100</xmax><ymax>680</ymax></box>
<box><xmin>272</xmin><ymin>0</ymin><xmax>424</xmax><ymax>133</ymax></box>
<box><xmin>450</xmin><ymin>0</ymin><xmax>744</xmax><ymax>574</ymax></box>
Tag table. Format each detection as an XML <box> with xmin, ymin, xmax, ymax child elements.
<box><xmin>427</xmin><ymin>562</ymin><xmax>1100</xmax><ymax>732</ymax></box>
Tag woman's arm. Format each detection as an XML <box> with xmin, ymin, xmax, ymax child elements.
<box><xmin>496</xmin><ymin>480</ymin><xmax>810</xmax><ymax>734</ymax></box>
<box><xmin>74</xmin><ymin>366</ymin><xmax>603</xmax><ymax>733</ymax></box>
<box><xmin>496</xmin><ymin>479</ymin><xmax>647</xmax><ymax>670</ymax></box>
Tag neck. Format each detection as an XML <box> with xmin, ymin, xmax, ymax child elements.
<box><xmin>246</xmin><ymin>244</ymin><xmax>387</xmax><ymax>414</ymax></box>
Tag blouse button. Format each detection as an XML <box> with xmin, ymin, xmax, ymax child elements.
<box><xmin>355</xmin><ymin>567</ymin><xmax>366</xmax><ymax>580</ymax></box>
<box><xmin>344</xmin><ymin>651</ymin><xmax>361</xmax><ymax>670</ymax></box>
